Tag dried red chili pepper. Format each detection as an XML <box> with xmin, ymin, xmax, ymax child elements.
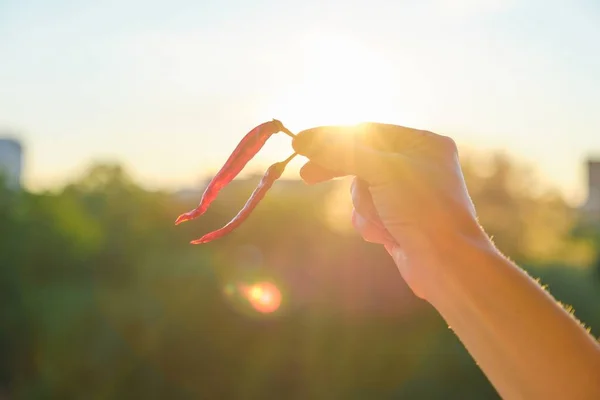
<box><xmin>175</xmin><ymin>119</ymin><xmax>295</xmax><ymax>225</ymax></box>
<box><xmin>189</xmin><ymin>152</ymin><xmax>297</xmax><ymax>244</ymax></box>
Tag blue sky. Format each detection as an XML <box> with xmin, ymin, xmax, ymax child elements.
<box><xmin>1</xmin><ymin>0</ymin><xmax>599</xmax><ymax>203</ymax></box>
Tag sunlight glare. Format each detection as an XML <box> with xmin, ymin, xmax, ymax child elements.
<box><xmin>269</xmin><ymin>32</ymin><xmax>400</xmax><ymax>130</ymax></box>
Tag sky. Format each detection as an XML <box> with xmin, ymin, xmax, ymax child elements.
<box><xmin>0</xmin><ymin>0</ymin><xmax>599</xmax><ymax>204</ymax></box>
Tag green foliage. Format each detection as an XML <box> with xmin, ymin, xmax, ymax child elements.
<box><xmin>0</xmin><ymin>155</ymin><xmax>598</xmax><ymax>399</ymax></box>
<box><xmin>461</xmin><ymin>151</ymin><xmax>593</xmax><ymax>266</ymax></box>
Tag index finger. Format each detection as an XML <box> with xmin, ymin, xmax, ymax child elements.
<box><xmin>292</xmin><ymin>124</ymin><xmax>398</xmax><ymax>184</ymax></box>
<box><xmin>355</xmin><ymin>122</ymin><xmax>438</xmax><ymax>153</ymax></box>
<box><xmin>292</xmin><ymin>123</ymin><xmax>423</xmax><ymax>185</ymax></box>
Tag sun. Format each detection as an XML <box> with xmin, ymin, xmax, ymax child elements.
<box><xmin>268</xmin><ymin>32</ymin><xmax>399</xmax><ymax>130</ymax></box>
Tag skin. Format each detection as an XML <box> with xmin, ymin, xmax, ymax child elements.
<box><xmin>291</xmin><ymin>122</ymin><xmax>600</xmax><ymax>400</ymax></box>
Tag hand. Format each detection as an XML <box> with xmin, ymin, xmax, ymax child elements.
<box><xmin>292</xmin><ymin>122</ymin><xmax>491</xmax><ymax>299</ymax></box>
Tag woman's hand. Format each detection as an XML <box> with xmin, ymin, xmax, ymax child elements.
<box><xmin>292</xmin><ymin>122</ymin><xmax>490</xmax><ymax>299</ymax></box>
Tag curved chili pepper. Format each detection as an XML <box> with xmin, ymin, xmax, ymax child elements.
<box><xmin>175</xmin><ymin>119</ymin><xmax>294</xmax><ymax>225</ymax></box>
<box><xmin>190</xmin><ymin>152</ymin><xmax>297</xmax><ymax>244</ymax></box>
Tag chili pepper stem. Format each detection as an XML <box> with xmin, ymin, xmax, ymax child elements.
<box><xmin>280</xmin><ymin>128</ymin><xmax>296</xmax><ymax>139</ymax></box>
<box><xmin>272</xmin><ymin>118</ymin><xmax>296</xmax><ymax>138</ymax></box>
<box><xmin>282</xmin><ymin>152</ymin><xmax>297</xmax><ymax>165</ymax></box>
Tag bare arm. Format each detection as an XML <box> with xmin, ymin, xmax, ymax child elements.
<box><xmin>420</xmin><ymin>225</ymin><xmax>600</xmax><ymax>399</ymax></box>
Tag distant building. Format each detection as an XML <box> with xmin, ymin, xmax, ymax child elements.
<box><xmin>0</xmin><ymin>137</ymin><xmax>23</xmax><ymax>189</ymax></box>
<box><xmin>581</xmin><ymin>159</ymin><xmax>600</xmax><ymax>223</ymax></box>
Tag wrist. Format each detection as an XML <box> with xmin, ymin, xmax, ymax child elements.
<box><xmin>419</xmin><ymin>218</ymin><xmax>501</xmax><ymax>304</ymax></box>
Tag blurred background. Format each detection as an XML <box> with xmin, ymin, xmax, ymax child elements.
<box><xmin>1</xmin><ymin>0</ymin><xmax>599</xmax><ymax>398</ymax></box>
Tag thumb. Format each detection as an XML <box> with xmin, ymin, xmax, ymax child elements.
<box><xmin>292</xmin><ymin>125</ymin><xmax>399</xmax><ymax>185</ymax></box>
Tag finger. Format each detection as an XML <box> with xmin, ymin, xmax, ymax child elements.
<box><xmin>299</xmin><ymin>161</ymin><xmax>344</xmax><ymax>185</ymax></box>
<box><xmin>292</xmin><ymin>125</ymin><xmax>402</xmax><ymax>185</ymax></box>
<box><xmin>351</xmin><ymin>177</ymin><xmax>385</xmax><ymax>229</ymax></box>
<box><xmin>357</xmin><ymin>122</ymin><xmax>458</xmax><ymax>160</ymax></box>
<box><xmin>384</xmin><ymin>244</ymin><xmax>409</xmax><ymax>275</ymax></box>
<box><xmin>351</xmin><ymin>177</ymin><xmax>397</xmax><ymax>245</ymax></box>
<box><xmin>384</xmin><ymin>243</ymin><xmax>395</xmax><ymax>257</ymax></box>
<box><xmin>352</xmin><ymin>210</ymin><xmax>392</xmax><ymax>244</ymax></box>
<box><xmin>295</xmin><ymin>122</ymin><xmax>452</xmax><ymax>160</ymax></box>
<box><xmin>355</xmin><ymin>122</ymin><xmax>434</xmax><ymax>153</ymax></box>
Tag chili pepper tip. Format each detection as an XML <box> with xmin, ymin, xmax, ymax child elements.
<box><xmin>175</xmin><ymin>211</ymin><xmax>197</xmax><ymax>225</ymax></box>
<box><xmin>282</xmin><ymin>152</ymin><xmax>297</xmax><ymax>164</ymax></box>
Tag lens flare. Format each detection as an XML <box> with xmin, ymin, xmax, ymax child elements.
<box><xmin>242</xmin><ymin>281</ymin><xmax>281</xmax><ymax>314</ymax></box>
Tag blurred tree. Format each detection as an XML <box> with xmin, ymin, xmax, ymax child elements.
<box><xmin>461</xmin><ymin>151</ymin><xmax>593</xmax><ymax>266</ymax></box>
<box><xmin>571</xmin><ymin>218</ymin><xmax>600</xmax><ymax>279</ymax></box>
<box><xmin>0</xmin><ymin>179</ymin><xmax>34</xmax><ymax>395</ymax></box>
<box><xmin>1</xmin><ymin>154</ymin><xmax>598</xmax><ymax>399</ymax></box>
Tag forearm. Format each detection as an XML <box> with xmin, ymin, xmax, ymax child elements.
<box><xmin>424</xmin><ymin>230</ymin><xmax>600</xmax><ymax>400</ymax></box>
